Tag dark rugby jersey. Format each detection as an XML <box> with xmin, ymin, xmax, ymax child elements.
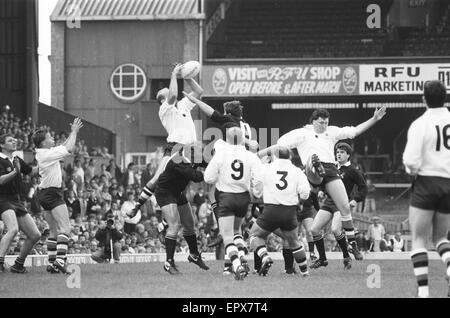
<box><xmin>211</xmin><ymin>110</ymin><xmax>251</xmax><ymax>141</ymax></box>
<box><xmin>302</xmin><ymin>190</ymin><xmax>320</xmax><ymax>211</ymax></box>
<box><xmin>338</xmin><ymin>162</ymin><xmax>368</xmax><ymax>202</ymax></box>
<box><xmin>155</xmin><ymin>156</ymin><xmax>204</xmax><ymax>196</ymax></box>
<box><xmin>0</xmin><ymin>153</ymin><xmax>32</xmax><ymax>197</ymax></box>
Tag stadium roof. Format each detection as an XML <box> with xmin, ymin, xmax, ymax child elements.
<box><xmin>50</xmin><ymin>0</ymin><xmax>204</xmax><ymax>21</ymax></box>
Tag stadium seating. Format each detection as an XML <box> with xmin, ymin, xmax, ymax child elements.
<box><xmin>209</xmin><ymin>0</ymin><xmax>392</xmax><ymax>58</ymax></box>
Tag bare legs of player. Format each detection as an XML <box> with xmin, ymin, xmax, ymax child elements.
<box><xmin>219</xmin><ymin>216</ymin><xmax>246</xmax><ymax>280</ymax></box>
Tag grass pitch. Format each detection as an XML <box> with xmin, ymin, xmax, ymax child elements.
<box><xmin>0</xmin><ymin>260</ymin><xmax>448</xmax><ymax>298</ymax></box>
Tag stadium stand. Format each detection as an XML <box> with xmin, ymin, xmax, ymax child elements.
<box><xmin>209</xmin><ymin>0</ymin><xmax>392</xmax><ymax>58</ymax></box>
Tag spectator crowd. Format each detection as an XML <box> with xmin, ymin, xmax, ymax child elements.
<box><xmin>0</xmin><ymin>109</ymin><xmax>407</xmax><ymax>260</ymax></box>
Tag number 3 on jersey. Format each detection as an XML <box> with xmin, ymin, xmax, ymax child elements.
<box><xmin>276</xmin><ymin>171</ymin><xmax>288</xmax><ymax>190</ymax></box>
<box><xmin>231</xmin><ymin>159</ymin><xmax>244</xmax><ymax>180</ymax></box>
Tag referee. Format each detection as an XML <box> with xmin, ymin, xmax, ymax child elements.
<box><xmin>403</xmin><ymin>80</ymin><xmax>450</xmax><ymax>298</ymax></box>
<box><xmin>0</xmin><ymin>134</ymin><xmax>41</xmax><ymax>273</ymax></box>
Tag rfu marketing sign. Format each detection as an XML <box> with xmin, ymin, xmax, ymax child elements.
<box><xmin>202</xmin><ymin>65</ymin><xmax>359</xmax><ymax>97</ymax></box>
<box><xmin>360</xmin><ymin>64</ymin><xmax>450</xmax><ymax>95</ymax></box>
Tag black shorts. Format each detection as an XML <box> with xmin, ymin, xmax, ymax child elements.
<box><xmin>37</xmin><ymin>187</ymin><xmax>65</xmax><ymax>211</ymax></box>
<box><xmin>0</xmin><ymin>196</ymin><xmax>28</xmax><ymax>218</ymax></box>
<box><xmin>410</xmin><ymin>176</ymin><xmax>450</xmax><ymax>214</ymax></box>
<box><xmin>155</xmin><ymin>191</ymin><xmax>188</xmax><ymax>208</ymax></box>
<box><xmin>256</xmin><ymin>204</ymin><xmax>298</xmax><ymax>232</ymax></box>
<box><xmin>297</xmin><ymin>205</ymin><xmax>315</xmax><ymax>223</ymax></box>
<box><xmin>320</xmin><ymin>162</ymin><xmax>342</xmax><ymax>186</ymax></box>
<box><xmin>320</xmin><ymin>197</ymin><xmax>339</xmax><ymax>214</ymax></box>
<box><xmin>217</xmin><ymin>191</ymin><xmax>250</xmax><ymax>218</ymax></box>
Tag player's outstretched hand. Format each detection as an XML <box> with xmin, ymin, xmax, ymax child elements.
<box><xmin>70</xmin><ymin>117</ymin><xmax>83</xmax><ymax>132</ymax></box>
<box><xmin>182</xmin><ymin>91</ymin><xmax>198</xmax><ymax>103</ymax></box>
<box><xmin>373</xmin><ymin>105</ymin><xmax>387</xmax><ymax>121</ymax></box>
<box><xmin>173</xmin><ymin>63</ymin><xmax>183</xmax><ymax>76</ymax></box>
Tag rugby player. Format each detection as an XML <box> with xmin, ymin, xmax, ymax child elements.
<box><xmin>203</xmin><ymin>125</ymin><xmax>261</xmax><ymax>280</ymax></box>
<box><xmin>132</xmin><ymin>63</ymin><xmax>204</xmax><ymax>215</ymax></box>
<box><xmin>182</xmin><ymin>93</ymin><xmax>258</xmax><ymax>273</ymax></box>
<box><xmin>310</xmin><ymin>142</ymin><xmax>367</xmax><ymax>269</ymax></box>
<box><xmin>33</xmin><ymin>118</ymin><xmax>83</xmax><ymax>273</ymax></box>
<box><xmin>0</xmin><ymin>134</ymin><xmax>41</xmax><ymax>273</ymax></box>
<box><xmin>403</xmin><ymin>80</ymin><xmax>450</xmax><ymax>297</ymax></box>
<box><xmin>250</xmin><ymin>146</ymin><xmax>311</xmax><ymax>277</ymax></box>
<box><xmin>258</xmin><ymin>107</ymin><xmax>386</xmax><ymax>259</ymax></box>
<box><xmin>149</xmin><ymin>142</ymin><xmax>209</xmax><ymax>274</ymax></box>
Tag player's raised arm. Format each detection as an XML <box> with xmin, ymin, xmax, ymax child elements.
<box><xmin>62</xmin><ymin>117</ymin><xmax>83</xmax><ymax>152</ymax></box>
<box><xmin>354</xmin><ymin>105</ymin><xmax>387</xmax><ymax>137</ymax></box>
<box><xmin>167</xmin><ymin>63</ymin><xmax>183</xmax><ymax>105</ymax></box>
<box><xmin>182</xmin><ymin>91</ymin><xmax>214</xmax><ymax>117</ymax></box>
<box><xmin>184</xmin><ymin>78</ymin><xmax>204</xmax><ymax>98</ymax></box>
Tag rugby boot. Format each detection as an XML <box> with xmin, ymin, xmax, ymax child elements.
<box><xmin>258</xmin><ymin>256</ymin><xmax>273</xmax><ymax>276</ymax></box>
<box><xmin>284</xmin><ymin>267</ymin><xmax>297</xmax><ymax>276</ymax></box>
<box><xmin>188</xmin><ymin>253</ymin><xmax>209</xmax><ymax>270</ymax></box>
<box><xmin>46</xmin><ymin>264</ymin><xmax>60</xmax><ymax>274</ymax></box>
<box><xmin>10</xmin><ymin>264</ymin><xmax>28</xmax><ymax>274</ymax></box>
<box><xmin>234</xmin><ymin>265</ymin><xmax>246</xmax><ymax>281</ymax></box>
<box><xmin>311</xmin><ymin>154</ymin><xmax>326</xmax><ymax>177</ymax></box>
<box><xmin>223</xmin><ymin>265</ymin><xmax>233</xmax><ymax>276</ymax></box>
<box><xmin>309</xmin><ymin>258</ymin><xmax>328</xmax><ymax>269</ymax></box>
<box><xmin>53</xmin><ymin>258</ymin><xmax>68</xmax><ymax>274</ymax></box>
<box><xmin>164</xmin><ymin>260</ymin><xmax>181</xmax><ymax>275</ymax></box>
<box><xmin>349</xmin><ymin>241</ymin><xmax>364</xmax><ymax>260</ymax></box>
<box><xmin>343</xmin><ymin>257</ymin><xmax>352</xmax><ymax>270</ymax></box>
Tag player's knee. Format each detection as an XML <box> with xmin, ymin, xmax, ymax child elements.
<box><xmin>310</xmin><ymin>226</ymin><xmax>321</xmax><ymax>236</ymax></box>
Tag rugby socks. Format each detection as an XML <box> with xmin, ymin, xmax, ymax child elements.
<box><xmin>436</xmin><ymin>240</ymin><xmax>450</xmax><ymax>277</ymax></box>
<box><xmin>225</xmin><ymin>243</ymin><xmax>241</xmax><ymax>272</ymax></box>
<box><xmin>282</xmin><ymin>248</ymin><xmax>294</xmax><ymax>270</ymax></box>
<box><xmin>47</xmin><ymin>238</ymin><xmax>57</xmax><ymax>264</ymax></box>
<box><xmin>137</xmin><ymin>185</ymin><xmax>153</xmax><ymax>207</ymax></box>
<box><xmin>0</xmin><ymin>256</ymin><xmax>4</xmax><ymax>266</ymax></box>
<box><xmin>292</xmin><ymin>246</ymin><xmax>308</xmax><ymax>273</ymax></box>
<box><xmin>341</xmin><ymin>216</ymin><xmax>356</xmax><ymax>244</ymax></box>
<box><xmin>224</xmin><ymin>253</ymin><xmax>232</xmax><ymax>270</ymax></box>
<box><xmin>254</xmin><ymin>251</ymin><xmax>261</xmax><ymax>272</ymax></box>
<box><xmin>308</xmin><ymin>241</ymin><xmax>315</xmax><ymax>254</ymax></box>
<box><xmin>411</xmin><ymin>248</ymin><xmax>429</xmax><ymax>298</ymax></box>
<box><xmin>335</xmin><ymin>232</ymin><xmax>350</xmax><ymax>258</ymax></box>
<box><xmin>14</xmin><ymin>256</ymin><xmax>25</xmax><ymax>269</ymax></box>
<box><xmin>313</xmin><ymin>233</ymin><xmax>327</xmax><ymax>261</ymax></box>
<box><xmin>255</xmin><ymin>245</ymin><xmax>269</xmax><ymax>265</ymax></box>
<box><xmin>183</xmin><ymin>231</ymin><xmax>199</xmax><ymax>256</ymax></box>
<box><xmin>165</xmin><ymin>235</ymin><xmax>177</xmax><ymax>263</ymax></box>
<box><xmin>56</xmin><ymin>234</ymin><xmax>69</xmax><ymax>264</ymax></box>
<box><xmin>233</xmin><ymin>234</ymin><xmax>247</xmax><ymax>260</ymax></box>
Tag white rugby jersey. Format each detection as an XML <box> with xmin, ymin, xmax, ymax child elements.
<box><xmin>277</xmin><ymin>124</ymin><xmax>356</xmax><ymax>164</ymax></box>
<box><xmin>253</xmin><ymin>159</ymin><xmax>310</xmax><ymax>206</ymax></box>
<box><xmin>35</xmin><ymin>145</ymin><xmax>69</xmax><ymax>188</ymax></box>
<box><xmin>204</xmin><ymin>144</ymin><xmax>261</xmax><ymax>193</ymax></box>
<box><xmin>159</xmin><ymin>97</ymin><xmax>197</xmax><ymax>145</ymax></box>
<box><xmin>403</xmin><ymin>107</ymin><xmax>450</xmax><ymax>178</ymax></box>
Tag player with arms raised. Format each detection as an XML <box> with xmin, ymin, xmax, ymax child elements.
<box><xmin>258</xmin><ymin>107</ymin><xmax>386</xmax><ymax>260</ymax></box>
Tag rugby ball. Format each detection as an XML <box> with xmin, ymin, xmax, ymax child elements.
<box><xmin>180</xmin><ymin>60</ymin><xmax>201</xmax><ymax>79</ymax></box>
